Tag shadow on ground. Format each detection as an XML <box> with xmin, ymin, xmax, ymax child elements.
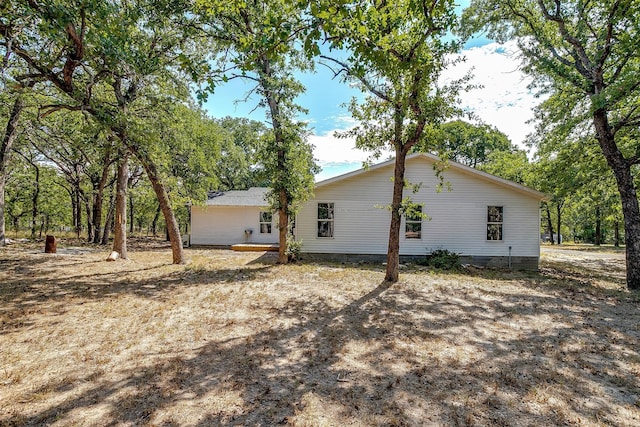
<box><xmin>1</xmin><ymin>245</ymin><xmax>639</xmax><ymax>426</ymax></box>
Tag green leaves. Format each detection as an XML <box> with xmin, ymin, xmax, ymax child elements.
<box><xmin>320</xmin><ymin>0</ymin><xmax>462</xmax><ymax>155</ymax></box>
<box><xmin>425</xmin><ymin>120</ymin><xmax>514</xmax><ymax>168</ymax></box>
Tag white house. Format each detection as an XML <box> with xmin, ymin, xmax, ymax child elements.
<box><xmin>190</xmin><ymin>187</ymin><xmax>278</xmax><ymax>246</ymax></box>
<box><xmin>191</xmin><ymin>153</ymin><xmax>546</xmax><ymax>269</ymax></box>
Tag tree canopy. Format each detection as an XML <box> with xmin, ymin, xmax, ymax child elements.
<box><xmin>463</xmin><ymin>0</ymin><xmax>640</xmax><ymax>290</ymax></box>
<box><xmin>320</xmin><ymin>0</ymin><xmax>465</xmax><ymax>281</ymax></box>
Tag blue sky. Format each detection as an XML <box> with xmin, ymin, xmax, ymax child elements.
<box><xmin>203</xmin><ymin>1</ymin><xmax>539</xmax><ymax>181</ymax></box>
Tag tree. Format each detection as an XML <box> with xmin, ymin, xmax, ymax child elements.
<box><xmin>2</xmin><ymin>0</ymin><xmax>203</xmax><ymax>263</ymax></box>
<box><xmin>214</xmin><ymin>117</ymin><xmax>271</xmax><ymax>190</ymax></box>
<box><xmin>196</xmin><ymin>0</ymin><xmax>319</xmax><ymax>263</ymax></box>
<box><xmin>463</xmin><ymin>0</ymin><xmax>640</xmax><ymax>289</ymax></box>
<box><xmin>320</xmin><ymin>0</ymin><xmax>464</xmax><ymax>282</ymax></box>
<box><xmin>530</xmin><ymin>134</ymin><xmax>593</xmax><ymax>245</ymax></box>
<box><xmin>425</xmin><ymin>120</ymin><xmax>513</xmax><ymax>167</ymax></box>
<box><xmin>479</xmin><ymin>148</ymin><xmax>532</xmax><ymax>185</ymax></box>
<box><xmin>23</xmin><ymin>109</ymin><xmax>116</xmax><ymax>241</ymax></box>
<box><xmin>0</xmin><ymin>90</ymin><xmax>25</xmax><ymax>245</ymax></box>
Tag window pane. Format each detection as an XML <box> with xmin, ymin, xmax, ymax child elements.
<box><xmin>260</xmin><ymin>212</ymin><xmax>272</xmax><ymax>222</ymax></box>
<box><xmin>318</xmin><ymin>203</ymin><xmax>334</xmax><ymax>220</ymax></box>
<box><xmin>405</xmin><ymin>222</ymin><xmax>422</xmax><ymax>239</ymax></box>
<box><xmin>488</xmin><ymin>206</ymin><xmax>503</xmax><ymax>223</ymax></box>
<box><xmin>487</xmin><ymin>224</ymin><xmax>503</xmax><ymax>240</ymax></box>
<box><xmin>318</xmin><ymin>220</ymin><xmax>334</xmax><ymax>237</ymax></box>
<box><xmin>260</xmin><ymin>223</ymin><xmax>272</xmax><ymax>234</ymax></box>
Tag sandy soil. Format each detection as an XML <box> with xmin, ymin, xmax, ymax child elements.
<box><xmin>0</xmin><ymin>240</ymin><xmax>639</xmax><ymax>426</ymax></box>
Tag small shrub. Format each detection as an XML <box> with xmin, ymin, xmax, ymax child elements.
<box><xmin>424</xmin><ymin>249</ymin><xmax>460</xmax><ymax>270</ymax></box>
<box><xmin>286</xmin><ymin>237</ymin><xmax>303</xmax><ymax>262</ymax></box>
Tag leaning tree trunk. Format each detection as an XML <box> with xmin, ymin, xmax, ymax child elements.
<box><xmin>593</xmin><ymin>109</ymin><xmax>640</xmax><ymax>290</ymax></box>
<box><xmin>385</xmin><ymin>147</ymin><xmax>409</xmax><ymax>282</ymax></box>
<box><xmin>128</xmin><ymin>143</ymin><xmax>184</xmax><ymax>264</ymax></box>
<box><xmin>1</xmin><ymin>95</ymin><xmax>25</xmax><ymax>246</ymax></box>
<box><xmin>112</xmin><ymin>154</ymin><xmax>129</xmax><ymax>259</ymax></box>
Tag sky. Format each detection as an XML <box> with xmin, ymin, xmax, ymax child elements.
<box><xmin>203</xmin><ymin>2</ymin><xmax>540</xmax><ymax>182</ymax></box>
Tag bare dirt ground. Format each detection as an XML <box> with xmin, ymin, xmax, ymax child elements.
<box><xmin>1</xmin><ymin>240</ymin><xmax>639</xmax><ymax>426</ymax></box>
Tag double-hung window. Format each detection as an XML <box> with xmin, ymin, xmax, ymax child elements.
<box><xmin>317</xmin><ymin>203</ymin><xmax>334</xmax><ymax>237</ymax></box>
<box><xmin>259</xmin><ymin>211</ymin><xmax>272</xmax><ymax>234</ymax></box>
<box><xmin>405</xmin><ymin>205</ymin><xmax>423</xmax><ymax>239</ymax></box>
<box><xmin>487</xmin><ymin>206</ymin><xmax>503</xmax><ymax>241</ymax></box>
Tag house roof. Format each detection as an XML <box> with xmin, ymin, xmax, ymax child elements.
<box><xmin>205</xmin><ymin>187</ymin><xmax>270</xmax><ymax>207</ymax></box>
<box><xmin>316</xmin><ymin>152</ymin><xmax>547</xmax><ymax>200</ymax></box>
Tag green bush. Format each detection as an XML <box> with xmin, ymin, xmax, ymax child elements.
<box><xmin>286</xmin><ymin>237</ymin><xmax>303</xmax><ymax>262</ymax></box>
<box><xmin>424</xmin><ymin>249</ymin><xmax>460</xmax><ymax>270</ymax></box>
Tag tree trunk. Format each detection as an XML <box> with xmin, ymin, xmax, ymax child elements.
<box><xmin>128</xmin><ymin>143</ymin><xmax>184</xmax><ymax>264</ymax></box>
<box><xmin>39</xmin><ymin>214</ymin><xmax>47</xmax><ymax>238</ymax></box>
<box><xmin>74</xmin><ymin>188</ymin><xmax>82</xmax><ymax>239</ymax></box>
<box><xmin>84</xmin><ymin>192</ymin><xmax>93</xmax><ymax>242</ymax></box>
<box><xmin>92</xmin><ymin>146</ymin><xmax>112</xmax><ymax>243</ymax></box>
<box><xmin>101</xmin><ymin>184</ymin><xmax>115</xmax><ymax>246</ymax></box>
<box><xmin>129</xmin><ymin>194</ymin><xmax>134</xmax><ymax>234</ymax></box>
<box><xmin>556</xmin><ymin>201</ymin><xmax>563</xmax><ymax>245</ymax></box>
<box><xmin>30</xmin><ymin>162</ymin><xmax>40</xmax><ymax>239</ymax></box>
<box><xmin>614</xmin><ymin>221</ymin><xmax>620</xmax><ymax>248</ymax></box>
<box><xmin>1</xmin><ymin>96</ymin><xmax>25</xmax><ymax>246</ymax></box>
<box><xmin>278</xmin><ymin>188</ymin><xmax>288</xmax><ymax>264</ymax></box>
<box><xmin>151</xmin><ymin>203</ymin><xmax>161</xmax><ymax>236</ymax></box>
<box><xmin>0</xmin><ymin>173</ymin><xmax>5</xmax><ymax>246</ymax></box>
<box><xmin>385</xmin><ymin>148</ymin><xmax>408</xmax><ymax>282</ymax></box>
<box><xmin>595</xmin><ymin>206</ymin><xmax>602</xmax><ymax>246</ymax></box>
<box><xmin>545</xmin><ymin>203</ymin><xmax>555</xmax><ymax>244</ymax></box>
<box><xmin>592</xmin><ymin>109</ymin><xmax>640</xmax><ymax>289</ymax></box>
<box><xmin>112</xmin><ymin>154</ymin><xmax>128</xmax><ymax>259</ymax></box>
<box><xmin>258</xmin><ymin>56</ymin><xmax>291</xmax><ymax>264</ymax></box>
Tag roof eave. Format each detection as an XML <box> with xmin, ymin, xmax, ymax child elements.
<box><xmin>315</xmin><ymin>152</ymin><xmax>547</xmax><ymax>200</ymax></box>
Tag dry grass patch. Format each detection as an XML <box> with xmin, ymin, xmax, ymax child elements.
<box><xmin>1</xmin><ymin>240</ymin><xmax>639</xmax><ymax>426</ymax></box>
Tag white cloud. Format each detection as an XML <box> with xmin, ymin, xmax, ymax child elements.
<box><xmin>310</xmin><ymin>39</ymin><xmax>542</xmax><ymax>171</ymax></box>
<box><xmin>308</xmin><ymin>130</ymin><xmax>370</xmax><ymax>164</ymax></box>
<box><xmin>443</xmin><ymin>40</ymin><xmax>543</xmax><ymax>149</ymax></box>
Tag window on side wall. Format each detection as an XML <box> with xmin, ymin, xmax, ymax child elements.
<box><xmin>259</xmin><ymin>211</ymin><xmax>272</xmax><ymax>234</ymax></box>
<box><xmin>405</xmin><ymin>205</ymin><xmax>423</xmax><ymax>239</ymax></box>
<box><xmin>317</xmin><ymin>203</ymin><xmax>334</xmax><ymax>238</ymax></box>
<box><xmin>487</xmin><ymin>206</ymin><xmax>503</xmax><ymax>241</ymax></box>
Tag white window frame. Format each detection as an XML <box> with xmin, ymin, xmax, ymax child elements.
<box><xmin>317</xmin><ymin>202</ymin><xmax>334</xmax><ymax>238</ymax></box>
<box><xmin>259</xmin><ymin>211</ymin><xmax>272</xmax><ymax>234</ymax></box>
<box><xmin>487</xmin><ymin>206</ymin><xmax>503</xmax><ymax>241</ymax></box>
<box><xmin>405</xmin><ymin>205</ymin><xmax>423</xmax><ymax>239</ymax></box>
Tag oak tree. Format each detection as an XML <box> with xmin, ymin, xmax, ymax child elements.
<box><xmin>463</xmin><ymin>0</ymin><xmax>640</xmax><ymax>289</ymax></box>
<box><xmin>319</xmin><ymin>0</ymin><xmax>464</xmax><ymax>281</ymax></box>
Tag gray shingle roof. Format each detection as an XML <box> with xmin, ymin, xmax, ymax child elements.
<box><xmin>205</xmin><ymin>187</ymin><xmax>270</xmax><ymax>207</ymax></box>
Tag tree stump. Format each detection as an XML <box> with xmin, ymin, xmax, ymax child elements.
<box><xmin>44</xmin><ymin>235</ymin><xmax>57</xmax><ymax>253</ymax></box>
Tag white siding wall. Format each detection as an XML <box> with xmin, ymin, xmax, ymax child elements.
<box><xmin>191</xmin><ymin>206</ymin><xmax>279</xmax><ymax>245</ymax></box>
<box><xmin>297</xmin><ymin>156</ymin><xmax>541</xmax><ymax>258</ymax></box>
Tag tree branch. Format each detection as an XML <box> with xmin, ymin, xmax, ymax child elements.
<box><xmin>320</xmin><ymin>55</ymin><xmax>391</xmax><ymax>102</ymax></box>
